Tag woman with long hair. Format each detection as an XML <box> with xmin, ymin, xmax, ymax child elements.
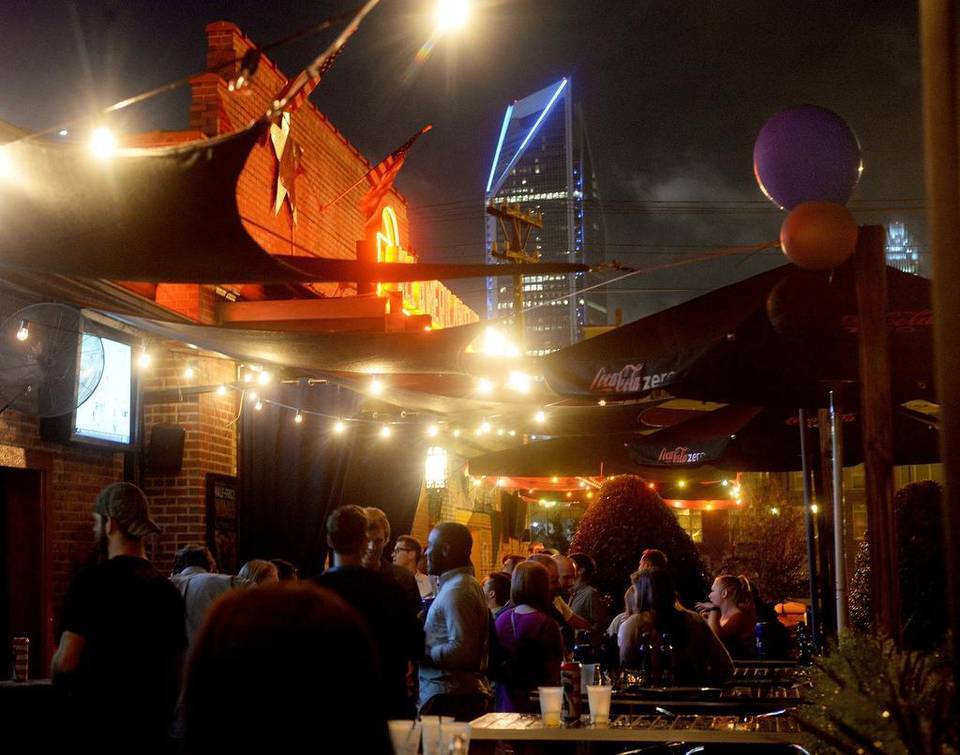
<box><xmin>494</xmin><ymin>561</ymin><xmax>565</xmax><ymax>712</ymax></box>
<box><xmin>695</xmin><ymin>574</ymin><xmax>758</xmax><ymax>659</ymax></box>
<box><xmin>620</xmin><ymin>568</ymin><xmax>733</xmax><ymax>685</ymax></box>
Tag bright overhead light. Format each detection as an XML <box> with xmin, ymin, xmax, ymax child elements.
<box><xmin>534</xmin><ymin>410</ymin><xmax>546</xmax><ymax>424</ymax></box>
<box><xmin>257</xmin><ymin>370</ymin><xmax>272</xmax><ymax>386</ymax></box>
<box><xmin>426</xmin><ymin>424</ymin><xmax>439</xmax><ymax>437</ymax></box>
<box><xmin>380</xmin><ymin>424</ymin><xmax>392</xmax><ymax>439</ymax></box>
<box><xmin>506</xmin><ymin>370</ymin><xmax>531</xmax><ymax>393</ymax></box>
<box><xmin>89</xmin><ymin>126</ymin><xmax>117</xmax><ymax>160</ymax></box>
<box><xmin>435</xmin><ymin>0</ymin><xmax>470</xmax><ymax>34</ymax></box>
<box><xmin>369</xmin><ymin>377</ymin><xmax>384</xmax><ymax>396</ymax></box>
<box><xmin>333</xmin><ymin>420</ymin><xmax>346</xmax><ymax>434</ymax></box>
<box><xmin>15</xmin><ymin>320</ymin><xmax>29</xmax><ymax>342</ymax></box>
<box><xmin>471</xmin><ymin>327</ymin><xmax>521</xmax><ymax>358</ymax></box>
<box><xmin>476</xmin><ymin>377</ymin><xmax>495</xmax><ymax>395</ymax></box>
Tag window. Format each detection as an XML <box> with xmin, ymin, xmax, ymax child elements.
<box><xmin>674</xmin><ymin>509</ymin><xmax>703</xmax><ymax>543</ymax></box>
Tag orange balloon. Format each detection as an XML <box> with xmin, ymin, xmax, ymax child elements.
<box><xmin>779</xmin><ymin>201</ymin><xmax>858</xmax><ymax>271</ymax></box>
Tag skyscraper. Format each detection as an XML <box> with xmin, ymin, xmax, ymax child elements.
<box><xmin>885</xmin><ymin>220</ymin><xmax>921</xmax><ymax>275</ymax></box>
<box><xmin>484</xmin><ymin>78</ymin><xmax>606</xmax><ymax>355</ymax></box>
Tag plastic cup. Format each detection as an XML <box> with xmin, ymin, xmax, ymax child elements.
<box><xmin>421</xmin><ymin>715</ymin><xmax>455</xmax><ymax>755</ymax></box>
<box><xmin>586</xmin><ymin>684</ymin><xmax>613</xmax><ymax>725</ymax></box>
<box><xmin>388</xmin><ymin>720</ymin><xmax>421</xmax><ymax>755</ymax></box>
<box><xmin>538</xmin><ymin>686</ymin><xmax>563</xmax><ymax>728</ymax></box>
<box><xmin>439</xmin><ymin>722</ymin><xmax>471</xmax><ymax>753</ymax></box>
<box><xmin>580</xmin><ymin>663</ymin><xmax>598</xmax><ymax>692</ymax></box>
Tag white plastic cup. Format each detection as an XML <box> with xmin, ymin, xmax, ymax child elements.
<box><xmin>421</xmin><ymin>715</ymin><xmax>455</xmax><ymax>755</ymax></box>
<box><xmin>586</xmin><ymin>684</ymin><xmax>613</xmax><ymax>725</ymax></box>
<box><xmin>388</xmin><ymin>720</ymin><xmax>421</xmax><ymax>755</ymax></box>
<box><xmin>580</xmin><ymin>663</ymin><xmax>598</xmax><ymax>693</ymax></box>
<box><xmin>440</xmin><ymin>722</ymin><xmax>471</xmax><ymax>753</ymax></box>
<box><xmin>538</xmin><ymin>686</ymin><xmax>564</xmax><ymax>728</ymax></box>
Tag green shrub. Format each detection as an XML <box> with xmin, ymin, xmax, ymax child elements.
<box><xmin>568</xmin><ymin>475</ymin><xmax>710</xmax><ymax>606</ymax></box>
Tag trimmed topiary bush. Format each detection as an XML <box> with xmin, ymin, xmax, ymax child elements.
<box><xmin>569</xmin><ymin>475</ymin><xmax>710</xmax><ymax>606</ymax></box>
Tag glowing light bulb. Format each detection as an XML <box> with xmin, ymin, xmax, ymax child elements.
<box><xmin>89</xmin><ymin>126</ymin><xmax>117</xmax><ymax>160</ymax></box>
<box><xmin>137</xmin><ymin>348</ymin><xmax>151</xmax><ymax>369</ymax></box>
<box><xmin>426</xmin><ymin>424</ymin><xmax>439</xmax><ymax>437</ymax></box>
<box><xmin>586</xmin><ymin>491</ymin><xmax>594</xmax><ymax>500</ymax></box>
<box><xmin>505</xmin><ymin>370</ymin><xmax>531</xmax><ymax>393</ymax></box>
<box><xmin>496</xmin><ymin>428</ymin><xmax>505</xmax><ymax>436</ymax></box>
<box><xmin>677</xmin><ymin>479</ymin><xmax>686</xmax><ymax>489</ymax></box>
<box><xmin>15</xmin><ymin>320</ymin><xmax>29</xmax><ymax>342</ymax></box>
<box><xmin>551</xmin><ymin>475</ymin><xmax>559</xmax><ymax>484</ymax></box>
<box><xmin>534</xmin><ymin>410</ymin><xmax>546</xmax><ymax>424</ymax></box>
<box><xmin>216</xmin><ymin>384</ymin><xmax>227</xmax><ymax>396</ymax></box>
<box><xmin>435</xmin><ymin>0</ymin><xmax>471</xmax><ymax>33</ymax></box>
<box><xmin>476</xmin><ymin>377</ymin><xmax>494</xmax><ymax>395</ymax></box>
<box><xmin>370</xmin><ymin>377</ymin><xmax>384</xmax><ymax>395</ymax></box>
<box><xmin>380</xmin><ymin>424</ymin><xmax>392</xmax><ymax>439</ymax></box>
<box><xmin>333</xmin><ymin>420</ymin><xmax>346</xmax><ymax>434</ymax></box>
<box><xmin>452</xmin><ymin>428</ymin><xmax>461</xmax><ymax>438</ymax></box>
<box><xmin>294</xmin><ymin>410</ymin><xmax>303</xmax><ymax>424</ymax></box>
<box><xmin>58</xmin><ymin>129</ymin><xmax>69</xmax><ymax>137</ymax></box>
<box><xmin>721</xmin><ymin>479</ymin><xmax>730</xmax><ymax>487</ymax></box>
<box><xmin>472</xmin><ymin>477</ymin><xmax>482</xmax><ymax>487</ymax></box>
<box><xmin>257</xmin><ymin>370</ymin><xmax>271</xmax><ymax>386</ymax></box>
<box><xmin>508</xmin><ymin>430</ymin><xmax>516</xmax><ymax>437</ymax></box>
<box><xmin>810</xmin><ymin>503</ymin><xmax>819</xmax><ymax>515</ymax></box>
<box><xmin>0</xmin><ymin>148</ymin><xmax>14</xmax><ymax>181</ymax></box>
<box><xmin>255</xmin><ymin>399</ymin><xmax>263</xmax><ymax>411</ymax></box>
<box><xmin>647</xmin><ymin>482</ymin><xmax>656</xmax><ymax>490</ymax></box>
<box><xmin>183</xmin><ymin>364</ymin><xmax>195</xmax><ymax>380</ymax></box>
<box><xmin>242</xmin><ymin>371</ymin><xmax>253</xmax><ymax>383</ymax></box>
<box><xmin>597</xmin><ymin>399</ymin><xmax>607</xmax><ymax>406</ymax></box>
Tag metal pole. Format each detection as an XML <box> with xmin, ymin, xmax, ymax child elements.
<box><xmin>919</xmin><ymin>0</ymin><xmax>960</xmax><ymax>692</ymax></box>
<box><xmin>829</xmin><ymin>390</ymin><xmax>847</xmax><ymax>634</ymax></box>
<box><xmin>798</xmin><ymin>408</ymin><xmax>819</xmax><ymax>645</ymax></box>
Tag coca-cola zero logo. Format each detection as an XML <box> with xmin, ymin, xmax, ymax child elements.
<box><xmin>589</xmin><ymin>363</ymin><xmax>676</xmax><ymax>394</ymax></box>
<box><xmin>657</xmin><ymin>446</ymin><xmax>707</xmax><ymax>464</ymax></box>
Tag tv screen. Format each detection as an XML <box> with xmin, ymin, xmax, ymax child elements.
<box><xmin>73</xmin><ymin>335</ymin><xmax>133</xmax><ymax>446</ymax></box>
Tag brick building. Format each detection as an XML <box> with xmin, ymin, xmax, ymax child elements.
<box><xmin>0</xmin><ymin>21</ymin><xmax>475</xmax><ymax>677</ymax></box>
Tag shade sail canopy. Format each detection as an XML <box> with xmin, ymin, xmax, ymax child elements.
<box><xmin>101</xmin><ymin>312</ymin><xmax>485</xmax><ymax>375</ymax></box>
<box><xmin>540</xmin><ymin>261</ymin><xmax>934</xmax><ymax>408</ymax></box>
<box><xmin>0</xmin><ymin>122</ymin><xmax>587</xmax><ymax>283</ymax></box>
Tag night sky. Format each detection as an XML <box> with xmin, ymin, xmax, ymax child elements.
<box><xmin>0</xmin><ymin>0</ymin><xmax>927</xmax><ymax>320</ymax></box>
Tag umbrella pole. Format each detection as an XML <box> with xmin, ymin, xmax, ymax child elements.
<box><xmin>829</xmin><ymin>389</ymin><xmax>848</xmax><ymax>635</ymax></box>
<box><xmin>798</xmin><ymin>408</ymin><xmax>819</xmax><ymax>646</ymax></box>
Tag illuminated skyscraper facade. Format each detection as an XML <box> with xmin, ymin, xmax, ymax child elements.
<box><xmin>885</xmin><ymin>220</ymin><xmax>920</xmax><ymax>275</ymax></box>
<box><xmin>484</xmin><ymin>78</ymin><xmax>606</xmax><ymax>355</ymax></box>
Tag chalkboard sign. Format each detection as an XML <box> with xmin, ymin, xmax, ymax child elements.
<box><xmin>205</xmin><ymin>473</ymin><xmax>239</xmax><ymax>574</ymax></box>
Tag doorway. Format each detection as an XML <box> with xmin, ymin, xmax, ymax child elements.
<box><xmin>0</xmin><ymin>467</ymin><xmax>45</xmax><ymax>680</ymax></box>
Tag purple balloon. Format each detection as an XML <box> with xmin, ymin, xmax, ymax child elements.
<box><xmin>753</xmin><ymin>105</ymin><xmax>862</xmax><ymax>210</ymax></box>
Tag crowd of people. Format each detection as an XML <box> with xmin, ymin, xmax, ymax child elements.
<box><xmin>49</xmin><ymin>481</ymin><xmax>790</xmax><ymax>753</ymax></box>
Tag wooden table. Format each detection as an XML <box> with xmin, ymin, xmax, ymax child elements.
<box><xmin>468</xmin><ymin>712</ymin><xmax>802</xmax><ymax>753</ymax></box>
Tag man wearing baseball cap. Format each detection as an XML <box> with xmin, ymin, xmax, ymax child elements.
<box><xmin>52</xmin><ymin>482</ymin><xmax>186</xmax><ymax>751</ymax></box>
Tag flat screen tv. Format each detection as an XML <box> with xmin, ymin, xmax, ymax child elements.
<box><xmin>72</xmin><ymin>334</ymin><xmax>134</xmax><ymax>447</ymax></box>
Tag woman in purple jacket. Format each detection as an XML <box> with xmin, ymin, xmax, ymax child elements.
<box><xmin>494</xmin><ymin>561</ymin><xmax>565</xmax><ymax>712</ymax></box>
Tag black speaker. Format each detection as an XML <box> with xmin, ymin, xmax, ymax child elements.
<box><xmin>39</xmin><ymin>413</ymin><xmax>72</xmax><ymax>443</ymax></box>
<box><xmin>147</xmin><ymin>424</ymin><xmax>185</xmax><ymax>474</ymax></box>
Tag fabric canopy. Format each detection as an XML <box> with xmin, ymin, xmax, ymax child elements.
<box><xmin>100</xmin><ymin>312</ymin><xmax>484</xmax><ymax>375</ymax></box>
<box><xmin>0</xmin><ymin>122</ymin><xmax>587</xmax><ymax>283</ymax></box>
<box><xmin>539</xmin><ymin>261</ymin><xmax>935</xmax><ymax>408</ymax></box>
<box><xmin>466</xmin><ymin>403</ymin><xmax>939</xmax><ymax>477</ymax></box>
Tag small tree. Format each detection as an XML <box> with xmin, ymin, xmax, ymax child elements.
<box><xmin>722</xmin><ymin>473</ymin><xmax>808</xmax><ymax>603</ymax></box>
<box><xmin>569</xmin><ymin>475</ymin><xmax>710</xmax><ymax>606</ymax></box>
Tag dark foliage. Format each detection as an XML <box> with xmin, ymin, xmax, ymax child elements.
<box><xmin>569</xmin><ymin>475</ymin><xmax>710</xmax><ymax>607</ymax></box>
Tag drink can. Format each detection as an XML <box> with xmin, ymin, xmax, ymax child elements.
<box><xmin>560</xmin><ymin>661</ymin><xmax>581</xmax><ymax>721</ymax></box>
<box><xmin>12</xmin><ymin>637</ymin><xmax>29</xmax><ymax>682</ymax></box>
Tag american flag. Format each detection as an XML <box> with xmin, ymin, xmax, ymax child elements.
<box><xmin>269</xmin><ymin>0</ymin><xmax>379</xmax><ymax>115</ymax></box>
<box><xmin>359</xmin><ymin>125</ymin><xmax>433</xmax><ymax>231</ymax></box>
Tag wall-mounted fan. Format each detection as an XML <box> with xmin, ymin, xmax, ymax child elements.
<box><xmin>0</xmin><ymin>303</ymin><xmax>105</xmax><ymax>417</ymax></box>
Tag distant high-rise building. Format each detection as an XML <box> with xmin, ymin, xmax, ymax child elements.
<box><xmin>885</xmin><ymin>220</ymin><xmax>920</xmax><ymax>275</ymax></box>
<box><xmin>484</xmin><ymin>78</ymin><xmax>606</xmax><ymax>355</ymax></box>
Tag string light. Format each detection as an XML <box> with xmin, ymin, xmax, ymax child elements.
<box><xmin>810</xmin><ymin>503</ymin><xmax>819</xmax><ymax>515</ymax></box>
<box><xmin>721</xmin><ymin>479</ymin><xmax>730</xmax><ymax>487</ymax></box>
<box><xmin>369</xmin><ymin>377</ymin><xmax>384</xmax><ymax>395</ymax></box>
<box><xmin>89</xmin><ymin>126</ymin><xmax>117</xmax><ymax>160</ymax></box>
<box><xmin>476</xmin><ymin>377</ymin><xmax>494</xmax><ymax>395</ymax></box>
<box><xmin>505</xmin><ymin>370</ymin><xmax>531</xmax><ymax>393</ymax></box>
<box><xmin>480</xmin><ymin>420</ymin><xmax>491</xmax><ymax>434</ymax></box>
<box><xmin>551</xmin><ymin>475</ymin><xmax>559</xmax><ymax>483</ymax></box>
<box><xmin>255</xmin><ymin>399</ymin><xmax>263</xmax><ymax>411</ymax></box>
<box><xmin>534</xmin><ymin>410</ymin><xmax>546</xmax><ymax>424</ymax></box>
<box><xmin>58</xmin><ymin>129</ymin><xmax>69</xmax><ymax>137</ymax></box>
<box><xmin>770</xmin><ymin>506</ymin><xmax>780</xmax><ymax>516</ymax></box>
<box><xmin>496</xmin><ymin>428</ymin><xmax>505</xmax><ymax>436</ymax></box>
<box><xmin>0</xmin><ymin>147</ymin><xmax>15</xmax><ymax>181</ymax></box>
<box><xmin>183</xmin><ymin>362</ymin><xmax>196</xmax><ymax>380</ymax></box>
<box><xmin>452</xmin><ymin>428</ymin><xmax>461</xmax><ymax>438</ymax></box>
<box><xmin>242</xmin><ymin>371</ymin><xmax>254</xmax><ymax>384</ymax></box>
<box><xmin>471</xmin><ymin>477</ymin><xmax>482</xmax><ymax>487</ymax></box>
<box><xmin>15</xmin><ymin>320</ymin><xmax>29</xmax><ymax>342</ymax></box>
<box><xmin>586</xmin><ymin>491</ymin><xmax>594</xmax><ymax>500</ymax></box>
<box><xmin>647</xmin><ymin>482</ymin><xmax>656</xmax><ymax>490</ymax></box>
<box><xmin>380</xmin><ymin>424</ymin><xmax>392</xmax><ymax>439</ymax></box>
<box><xmin>426</xmin><ymin>424</ymin><xmax>439</xmax><ymax>437</ymax></box>
<box><xmin>248</xmin><ymin>391</ymin><xmax>259</xmax><ymax>403</ymax></box>
<box><xmin>294</xmin><ymin>410</ymin><xmax>303</xmax><ymax>424</ymax></box>
<box><xmin>597</xmin><ymin>399</ymin><xmax>607</xmax><ymax>407</ymax></box>
<box><xmin>677</xmin><ymin>479</ymin><xmax>687</xmax><ymax>489</ymax></box>
<box><xmin>257</xmin><ymin>370</ymin><xmax>272</xmax><ymax>386</ymax></box>
<box><xmin>333</xmin><ymin>419</ymin><xmax>347</xmax><ymax>434</ymax></box>
<box><xmin>137</xmin><ymin>347</ymin><xmax>151</xmax><ymax>369</ymax></box>
<box><xmin>508</xmin><ymin>430</ymin><xmax>516</xmax><ymax>437</ymax></box>
<box><xmin>216</xmin><ymin>384</ymin><xmax>227</xmax><ymax>396</ymax></box>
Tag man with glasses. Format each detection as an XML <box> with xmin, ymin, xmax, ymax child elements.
<box><xmin>393</xmin><ymin>535</ymin><xmax>436</xmax><ymax>600</ymax></box>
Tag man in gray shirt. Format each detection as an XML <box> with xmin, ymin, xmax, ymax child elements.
<box><xmin>568</xmin><ymin>552</ymin><xmax>608</xmax><ymax>645</ymax></box>
<box><xmin>419</xmin><ymin>522</ymin><xmax>491</xmax><ymax>721</ymax></box>
<box><xmin>170</xmin><ymin>545</ymin><xmax>245</xmax><ymax>648</ymax></box>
